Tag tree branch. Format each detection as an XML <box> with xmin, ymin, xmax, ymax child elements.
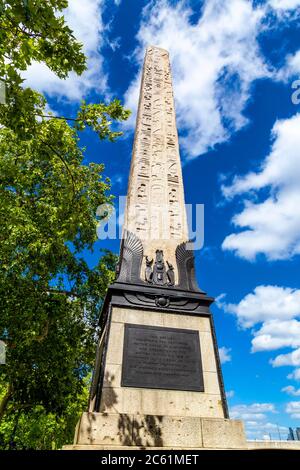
<box><xmin>40</xmin><ymin>139</ymin><xmax>77</xmax><ymax>198</ymax></box>
<box><xmin>47</xmin><ymin>288</ymin><xmax>79</xmax><ymax>298</ymax></box>
<box><xmin>34</xmin><ymin>114</ymin><xmax>78</xmax><ymax>122</ymax></box>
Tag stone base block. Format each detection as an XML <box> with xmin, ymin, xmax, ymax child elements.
<box><xmin>201</xmin><ymin>417</ymin><xmax>246</xmax><ymax>449</ymax></box>
<box><xmin>247</xmin><ymin>440</ymin><xmax>300</xmax><ymax>450</ymax></box>
<box><xmin>63</xmin><ymin>441</ymin><xmax>300</xmax><ymax>450</ymax></box>
<box><xmin>73</xmin><ymin>412</ymin><xmax>246</xmax><ymax>449</ymax></box>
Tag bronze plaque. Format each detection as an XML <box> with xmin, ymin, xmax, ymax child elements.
<box><xmin>121</xmin><ymin>323</ymin><xmax>204</xmax><ymax>391</ymax></box>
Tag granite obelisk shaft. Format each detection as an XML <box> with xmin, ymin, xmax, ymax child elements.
<box><xmin>124</xmin><ymin>46</ymin><xmax>188</xmax><ymax>282</ymax></box>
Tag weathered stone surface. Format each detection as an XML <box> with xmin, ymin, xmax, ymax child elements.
<box><xmin>74</xmin><ymin>413</ymin><xmax>294</xmax><ymax>450</ymax></box>
<box><xmin>184</xmin><ymin>393</ymin><xmax>223</xmax><ymax>418</ymax></box>
<box><xmin>63</xmin><ymin>445</ymin><xmax>189</xmax><ymax>450</ymax></box>
<box><xmin>201</xmin><ymin>418</ymin><xmax>246</xmax><ymax>449</ymax></box>
<box><xmin>246</xmin><ymin>440</ymin><xmax>300</xmax><ymax>450</ymax></box>
<box><xmin>63</xmin><ymin>440</ymin><xmax>300</xmax><ymax>450</ymax></box>
<box><xmin>77</xmin><ymin>412</ymin><xmax>133</xmax><ymax>446</ymax></box>
<box><xmin>99</xmin><ymin>306</ymin><xmax>225</xmax><ymax>419</ymax></box>
<box><xmin>103</xmin><ymin>363</ymin><xmax>122</xmax><ymax>388</ymax></box>
<box><xmin>112</xmin><ymin>307</ymin><xmax>211</xmax><ymax>332</ymax></box>
<box><xmin>203</xmin><ymin>372</ymin><xmax>222</xmax><ymax>395</ymax></box>
<box><xmin>123</xmin><ymin>47</ymin><xmax>189</xmax><ymax>282</ymax></box>
<box><xmin>112</xmin><ymin>308</ymin><xmax>165</xmax><ymax>328</ymax></box>
<box><xmin>105</xmin><ymin>321</ymin><xmax>124</xmax><ymax>365</ymax></box>
<box><xmin>100</xmin><ymin>386</ymin><xmax>224</xmax><ymax>419</ymax></box>
<box><xmin>76</xmin><ymin>412</ymin><xmax>202</xmax><ymax>448</ymax></box>
<box><xmin>199</xmin><ymin>331</ymin><xmax>218</xmax><ymax>373</ymax></box>
<box><xmin>133</xmin><ymin>415</ymin><xmax>202</xmax><ymax>448</ymax></box>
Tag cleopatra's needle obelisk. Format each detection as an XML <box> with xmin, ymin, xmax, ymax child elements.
<box><xmin>124</xmin><ymin>46</ymin><xmax>188</xmax><ymax>280</ymax></box>
<box><xmin>66</xmin><ymin>46</ymin><xmax>247</xmax><ymax>450</ymax></box>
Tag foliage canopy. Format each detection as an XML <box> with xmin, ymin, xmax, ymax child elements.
<box><xmin>0</xmin><ymin>0</ymin><xmax>129</xmax><ymax>449</ymax></box>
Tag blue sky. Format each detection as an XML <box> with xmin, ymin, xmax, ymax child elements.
<box><xmin>23</xmin><ymin>0</ymin><xmax>300</xmax><ymax>440</ymax></box>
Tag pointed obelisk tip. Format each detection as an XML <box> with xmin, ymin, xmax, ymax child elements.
<box><xmin>146</xmin><ymin>45</ymin><xmax>169</xmax><ymax>55</ymax></box>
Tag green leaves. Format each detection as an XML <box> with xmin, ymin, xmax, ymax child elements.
<box><xmin>0</xmin><ymin>85</ymin><xmax>45</xmax><ymax>139</ymax></box>
<box><xmin>0</xmin><ymin>1</ymin><xmax>86</xmax><ymax>76</ymax></box>
<box><xmin>0</xmin><ymin>121</ymin><xmax>117</xmax><ymax>439</ymax></box>
<box><xmin>0</xmin><ymin>0</ymin><xmax>129</xmax><ymax>449</ymax></box>
<box><xmin>75</xmin><ymin>100</ymin><xmax>131</xmax><ymax>141</ymax></box>
<box><xmin>0</xmin><ymin>1</ymin><xmax>131</xmax><ymax>140</ymax></box>
<box><xmin>0</xmin><ymin>377</ymin><xmax>90</xmax><ymax>449</ymax></box>
<box><xmin>0</xmin><ymin>0</ymin><xmax>86</xmax><ymax>138</ymax></box>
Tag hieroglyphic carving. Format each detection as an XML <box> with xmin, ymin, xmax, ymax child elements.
<box><xmin>151</xmin><ymin>162</ymin><xmax>162</xmax><ymax>179</ymax></box>
<box><xmin>125</xmin><ymin>46</ymin><xmax>188</xmax><ymax>244</ymax></box>
<box><xmin>168</xmin><ymin>162</ymin><xmax>179</xmax><ymax>183</ymax></box>
<box><xmin>152</xmin><ymin>184</ymin><xmax>164</xmax><ymax>204</ymax></box>
<box><xmin>135</xmin><ymin>204</ymin><xmax>148</xmax><ymax>236</ymax></box>
<box><xmin>137</xmin><ymin>158</ymin><xmax>150</xmax><ymax>178</ymax></box>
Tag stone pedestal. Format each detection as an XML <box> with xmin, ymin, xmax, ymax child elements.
<box><xmin>63</xmin><ymin>282</ymin><xmax>248</xmax><ymax>450</ymax></box>
<box><xmin>94</xmin><ymin>302</ymin><xmax>227</xmax><ymax>420</ymax></box>
<box><xmin>64</xmin><ymin>412</ymin><xmax>246</xmax><ymax>450</ymax></box>
<box><xmin>89</xmin><ymin>283</ymin><xmax>228</xmax><ymax>414</ymax></box>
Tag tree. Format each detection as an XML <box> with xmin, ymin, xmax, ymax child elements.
<box><xmin>0</xmin><ymin>375</ymin><xmax>90</xmax><ymax>450</ymax></box>
<box><xmin>0</xmin><ymin>1</ymin><xmax>129</xmax><ymax>448</ymax></box>
<box><xmin>0</xmin><ymin>1</ymin><xmax>129</xmax><ymax>138</ymax></box>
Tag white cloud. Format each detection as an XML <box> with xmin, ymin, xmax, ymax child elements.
<box><xmin>271</xmin><ymin>347</ymin><xmax>300</xmax><ymax>367</ymax></box>
<box><xmin>230</xmin><ymin>403</ymin><xmax>286</xmax><ymax>439</ymax></box>
<box><xmin>22</xmin><ymin>0</ymin><xmax>108</xmax><ymax>101</ymax></box>
<box><xmin>110</xmin><ymin>173</ymin><xmax>125</xmax><ymax>189</ymax></box>
<box><xmin>219</xmin><ymin>346</ymin><xmax>232</xmax><ymax>364</ymax></box>
<box><xmin>221</xmin><ymin>285</ymin><xmax>300</xmax><ymax>380</ymax></box>
<box><xmin>125</xmin><ymin>0</ymin><xmax>272</xmax><ymax>157</ymax></box>
<box><xmin>280</xmin><ymin>50</ymin><xmax>300</xmax><ymax>79</ymax></box>
<box><xmin>252</xmin><ymin>320</ymin><xmax>300</xmax><ymax>352</ymax></box>
<box><xmin>222</xmin><ymin>285</ymin><xmax>300</xmax><ymax>329</ymax></box>
<box><xmin>230</xmin><ymin>403</ymin><xmax>276</xmax><ymax>421</ymax></box>
<box><xmin>282</xmin><ymin>385</ymin><xmax>300</xmax><ymax>396</ymax></box>
<box><xmin>269</xmin><ymin>0</ymin><xmax>300</xmax><ymax>10</ymax></box>
<box><xmin>226</xmin><ymin>390</ymin><xmax>235</xmax><ymax>398</ymax></box>
<box><xmin>234</xmin><ymin>412</ymin><xmax>267</xmax><ymax>420</ymax></box>
<box><xmin>222</xmin><ymin>114</ymin><xmax>300</xmax><ymax>261</ymax></box>
<box><xmin>286</xmin><ymin>401</ymin><xmax>300</xmax><ymax>419</ymax></box>
<box><xmin>287</xmin><ymin>368</ymin><xmax>300</xmax><ymax>381</ymax></box>
<box><xmin>246</xmin><ymin>420</ymin><xmax>288</xmax><ymax>440</ymax></box>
